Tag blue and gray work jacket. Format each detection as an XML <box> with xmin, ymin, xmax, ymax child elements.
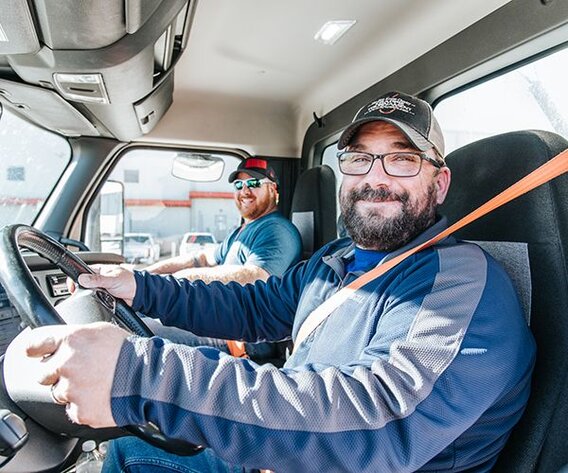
<box><xmin>111</xmin><ymin>217</ymin><xmax>536</xmax><ymax>472</ymax></box>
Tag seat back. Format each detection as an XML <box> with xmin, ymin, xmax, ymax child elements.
<box><xmin>290</xmin><ymin>165</ymin><xmax>337</xmax><ymax>259</ymax></box>
<box><xmin>439</xmin><ymin>130</ymin><xmax>568</xmax><ymax>472</ymax></box>
<box><xmin>472</xmin><ymin>240</ymin><xmax>532</xmax><ymax>323</ymax></box>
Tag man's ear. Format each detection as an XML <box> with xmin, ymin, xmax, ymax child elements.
<box><xmin>434</xmin><ymin>166</ymin><xmax>451</xmax><ymax>205</ymax></box>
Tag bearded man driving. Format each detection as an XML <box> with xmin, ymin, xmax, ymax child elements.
<box><xmin>25</xmin><ymin>91</ymin><xmax>535</xmax><ymax>473</ymax></box>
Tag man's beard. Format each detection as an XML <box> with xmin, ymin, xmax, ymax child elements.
<box><xmin>236</xmin><ymin>192</ymin><xmax>274</xmax><ymax>220</ymax></box>
<box><xmin>340</xmin><ymin>183</ymin><xmax>438</xmax><ymax>251</ymax></box>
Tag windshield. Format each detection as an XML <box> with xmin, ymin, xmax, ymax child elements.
<box><xmin>0</xmin><ymin>107</ymin><xmax>71</xmax><ymax>227</ymax></box>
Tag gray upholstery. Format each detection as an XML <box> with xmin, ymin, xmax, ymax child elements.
<box><xmin>472</xmin><ymin>240</ymin><xmax>531</xmax><ymax>324</ymax></box>
<box><xmin>439</xmin><ymin>130</ymin><xmax>568</xmax><ymax>473</ymax></box>
<box><xmin>290</xmin><ymin>165</ymin><xmax>337</xmax><ymax>259</ymax></box>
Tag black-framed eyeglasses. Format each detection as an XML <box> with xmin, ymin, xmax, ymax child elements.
<box><xmin>232</xmin><ymin>178</ymin><xmax>271</xmax><ymax>191</ymax></box>
<box><xmin>337</xmin><ymin>151</ymin><xmax>443</xmax><ymax>177</ymax></box>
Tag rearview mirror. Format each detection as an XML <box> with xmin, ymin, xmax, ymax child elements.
<box><xmin>172</xmin><ymin>152</ymin><xmax>225</xmax><ymax>182</ymax></box>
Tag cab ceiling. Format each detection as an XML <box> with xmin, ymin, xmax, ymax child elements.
<box><xmin>0</xmin><ymin>0</ymin><xmax>512</xmax><ymax>157</ymax></box>
<box><xmin>143</xmin><ymin>0</ymin><xmax>512</xmax><ymax>156</ymax></box>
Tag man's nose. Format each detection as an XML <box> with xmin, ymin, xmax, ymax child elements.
<box><xmin>363</xmin><ymin>158</ymin><xmax>393</xmax><ymax>186</ymax></box>
<box><xmin>240</xmin><ymin>185</ymin><xmax>253</xmax><ymax>195</ymax></box>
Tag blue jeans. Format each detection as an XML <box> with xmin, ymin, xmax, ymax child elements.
<box><xmin>102</xmin><ymin>437</ymin><xmax>257</xmax><ymax>472</ymax></box>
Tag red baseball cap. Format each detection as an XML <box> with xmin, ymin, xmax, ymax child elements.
<box><xmin>228</xmin><ymin>158</ymin><xmax>279</xmax><ymax>185</ymax></box>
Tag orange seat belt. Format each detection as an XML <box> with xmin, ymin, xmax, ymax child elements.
<box><xmin>294</xmin><ymin>148</ymin><xmax>568</xmax><ymax>352</ymax></box>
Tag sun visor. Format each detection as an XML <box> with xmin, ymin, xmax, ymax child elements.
<box><xmin>0</xmin><ymin>79</ymin><xmax>99</xmax><ymax>136</ymax></box>
<box><xmin>0</xmin><ymin>0</ymin><xmax>40</xmax><ymax>55</ymax></box>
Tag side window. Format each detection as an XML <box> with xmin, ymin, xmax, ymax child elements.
<box><xmin>436</xmin><ymin>47</ymin><xmax>568</xmax><ymax>154</ymax></box>
<box><xmin>85</xmin><ymin>148</ymin><xmax>242</xmax><ymax>265</ymax></box>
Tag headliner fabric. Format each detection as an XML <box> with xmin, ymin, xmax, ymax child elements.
<box><xmin>439</xmin><ymin>130</ymin><xmax>568</xmax><ymax>473</ymax></box>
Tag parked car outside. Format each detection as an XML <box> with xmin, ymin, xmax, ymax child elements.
<box><xmin>123</xmin><ymin>233</ymin><xmax>160</xmax><ymax>264</ymax></box>
<box><xmin>179</xmin><ymin>232</ymin><xmax>218</xmax><ymax>256</ymax></box>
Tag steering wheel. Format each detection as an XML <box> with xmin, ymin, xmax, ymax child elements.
<box><xmin>0</xmin><ymin>224</ymin><xmax>204</xmax><ymax>456</ymax></box>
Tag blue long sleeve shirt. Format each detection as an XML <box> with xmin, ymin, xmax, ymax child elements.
<box><xmin>110</xmin><ymin>218</ymin><xmax>536</xmax><ymax>472</ymax></box>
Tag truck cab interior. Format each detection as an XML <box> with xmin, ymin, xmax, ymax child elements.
<box><xmin>1</xmin><ymin>0</ymin><xmax>568</xmax><ymax>471</ymax></box>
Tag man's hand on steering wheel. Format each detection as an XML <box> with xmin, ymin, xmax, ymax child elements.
<box><xmin>75</xmin><ymin>265</ymin><xmax>138</xmax><ymax>307</ymax></box>
<box><xmin>0</xmin><ymin>225</ymin><xmax>205</xmax><ymax>456</ymax></box>
<box><xmin>25</xmin><ymin>322</ymin><xmax>129</xmax><ymax>428</ymax></box>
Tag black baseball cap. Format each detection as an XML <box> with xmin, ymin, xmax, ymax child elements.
<box><xmin>228</xmin><ymin>158</ymin><xmax>279</xmax><ymax>185</ymax></box>
<box><xmin>338</xmin><ymin>91</ymin><xmax>445</xmax><ymax>160</ymax></box>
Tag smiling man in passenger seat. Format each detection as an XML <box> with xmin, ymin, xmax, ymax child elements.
<box><xmin>145</xmin><ymin>158</ymin><xmax>300</xmax><ymax>285</ymax></box>
<box><xmin>25</xmin><ymin>91</ymin><xmax>536</xmax><ymax>473</ymax></box>
<box><xmin>139</xmin><ymin>158</ymin><xmax>302</xmax><ymax>361</ymax></box>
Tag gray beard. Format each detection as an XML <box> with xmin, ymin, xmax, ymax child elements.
<box><xmin>340</xmin><ymin>184</ymin><xmax>437</xmax><ymax>251</ymax></box>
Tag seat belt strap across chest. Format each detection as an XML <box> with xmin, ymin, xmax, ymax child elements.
<box><xmin>293</xmin><ymin>148</ymin><xmax>568</xmax><ymax>352</ymax></box>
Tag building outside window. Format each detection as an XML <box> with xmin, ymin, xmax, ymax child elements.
<box><xmin>123</xmin><ymin>169</ymin><xmax>139</xmax><ymax>183</ymax></box>
<box><xmin>7</xmin><ymin>166</ymin><xmax>25</xmax><ymax>181</ymax></box>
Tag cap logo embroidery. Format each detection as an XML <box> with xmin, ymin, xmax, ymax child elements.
<box><xmin>245</xmin><ymin>158</ymin><xmax>268</xmax><ymax>169</ymax></box>
<box><xmin>365</xmin><ymin>96</ymin><xmax>415</xmax><ymax>116</ymax></box>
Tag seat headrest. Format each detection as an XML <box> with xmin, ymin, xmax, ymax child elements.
<box><xmin>290</xmin><ymin>165</ymin><xmax>337</xmax><ymax>259</ymax></box>
<box><xmin>440</xmin><ymin>130</ymin><xmax>568</xmax><ymax>244</ymax></box>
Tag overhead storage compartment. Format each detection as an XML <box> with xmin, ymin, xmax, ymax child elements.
<box><xmin>0</xmin><ymin>0</ymin><xmax>40</xmax><ymax>55</ymax></box>
<box><xmin>0</xmin><ymin>0</ymin><xmax>196</xmax><ymax>140</ymax></box>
